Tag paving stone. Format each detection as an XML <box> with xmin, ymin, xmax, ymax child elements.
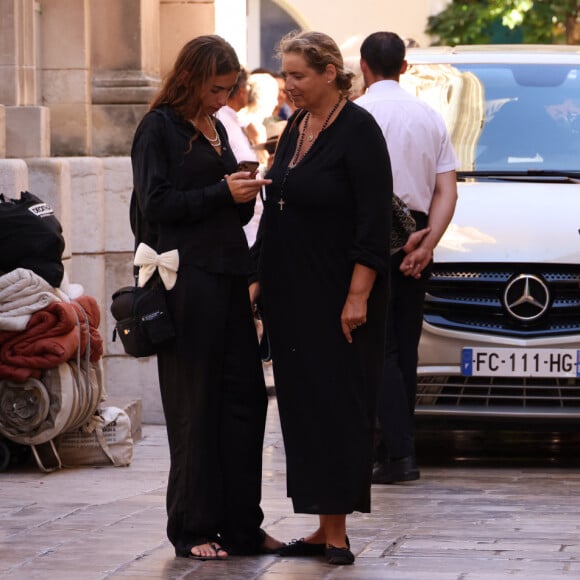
<box><xmin>1</xmin><ymin>397</ymin><xmax>580</xmax><ymax>579</ymax></box>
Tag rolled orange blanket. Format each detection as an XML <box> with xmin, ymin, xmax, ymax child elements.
<box><xmin>72</xmin><ymin>296</ymin><xmax>103</xmax><ymax>362</ymax></box>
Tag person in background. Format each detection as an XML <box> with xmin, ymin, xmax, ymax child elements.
<box><xmin>216</xmin><ymin>67</ymin><xmax>257</xmax><ymax>165</ymax></box>
<box><xmin>271</xmin><ymin>71</ymin><xmax>294</xmax><ymax>120</ymax></box>
<box><xmin>130</xmin><ymin>34</ymin><xmax>282</xmax><ymax>560</ymax></box>
<box><xmin>251</xmin><ymin>30</ymin><xmax>392</xmax><ymax>566</ymax></box>
<box><xmin>216</xmin><ymin>68</ymin><xmax>263</xmax><ymax>247</ymax></box>
<box><xmin>355</xmin><ymin>31</ymin><xmax>458</xmax><ymax>484</ymax></box>
<box><xmin>343</xmin><ymin>56</ymin><xmax>366</xmax><ymax>100</ymax></box>
<box><xmin>239</xmin><ymin>72</ymin><xmax>280</xmax><ymax>166</ymax></box>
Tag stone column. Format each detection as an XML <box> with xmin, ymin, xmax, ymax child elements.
<box><xmin>90</xmin><ymin>0</ymin><xmax>161</xmax><ymax>156</ymax></box>
<box><xmin>1</xmin><ymin>0</ymin><xmax>50</xmax><ymax>158</ymax></box>
<box><xmin>39</xmin><ymin>0</ymin><xmax>91</xmax><ymax>155</ymax></box>
<box><xmin>160</xmin><ymin>0</ymin><xmax>215</xmax><ymax>78</ymax></box>
<box><xmin>0</xmin><ymin>0</ymin><xmax>37</xmax><ymax>106</ymax></box>
<box><xmin>0</xmin><ymin>106</ymin><xmax>6</xmax><ymax>158</ymax></box>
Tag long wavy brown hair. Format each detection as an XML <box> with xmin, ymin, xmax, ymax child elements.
<box><xmin>150</xmin><ymin>35</ymin><xmax>240</xmax><ymax>122</ymax></box>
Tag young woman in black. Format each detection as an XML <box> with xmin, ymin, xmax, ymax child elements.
<box><xmin>130</xmin><ymin>35</ymin><xmax>282</xmax><ymax>560</ymax></box>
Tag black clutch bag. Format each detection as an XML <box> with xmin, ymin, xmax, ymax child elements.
<box><xmin>391</xmin><ymin>194</ymin><xmax>416</xmax><ymax>251</ymax></box>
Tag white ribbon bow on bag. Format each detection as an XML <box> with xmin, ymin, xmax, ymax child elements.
<box><xmin>133</xmin><ymin>243</ymin><xmax>179</xmax><ymax>290</ymax></box>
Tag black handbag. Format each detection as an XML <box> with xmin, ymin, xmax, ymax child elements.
<box><xmin>391</xmin><ymin>194</ymin><xmax>416</xmax><ymax>251</ymax></box>
<box><xmin>113</xmin><ymin>200</ymin><xmax>176</xmax><ymax>358</ymax></box>
<box><xmin>110</xmin><ymin>278</ymin><xmax>175</xmax><ymax>358</ymax></box>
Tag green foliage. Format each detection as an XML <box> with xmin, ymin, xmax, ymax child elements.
<box><xmin>426</xmin><ymin>2</ymin><xmax>493</xmax><ymax>46</ymax></box>
<box><xmin>426</xmin><ymin>0</ymin><xmax>579</xmax><ymax>46</ymax></box>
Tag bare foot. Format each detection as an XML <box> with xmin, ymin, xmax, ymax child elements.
<box><xmin>190</xmin><ymin>542</ymin><xmax>228</xmax><ymax>560</ymax></box>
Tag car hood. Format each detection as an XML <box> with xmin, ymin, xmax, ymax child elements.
<box><xmin>435</xmin><ymin>181</ymin><xmax>580</xmax><ymax>263</ymax></box>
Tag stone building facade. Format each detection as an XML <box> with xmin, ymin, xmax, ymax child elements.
<box><xmin>0</xmin><ymin>0</ymin><xmax>444</xmax><ymax>422</ymax></box>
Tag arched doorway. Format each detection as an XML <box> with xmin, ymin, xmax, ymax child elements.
<box><xmin>216</xmin><ymin>0</ymin><xmax>307</xmax><ymax>71</ymax></box>
<box><xmin>260</xmin><ymin>0</ymin><xmax>302</xmax><ymax>72</ymax></box>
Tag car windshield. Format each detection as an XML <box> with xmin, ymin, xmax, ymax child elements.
<box><xmin>401</xmin><ymin>63</ymin><xmax>580</xmax><ymax>173</ymax></box>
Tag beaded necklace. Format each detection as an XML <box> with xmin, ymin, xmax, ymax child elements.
<box><xmin>204</xmin><ymin>114</ymin><xmax>221</xmax><ymax>147</ymax></box>
<box><xmin>278</xmin><ymin>95</ymin><xmax>343</xmax><ymax>211</ymax></box>
<box><xmin>191</xmin><ymin>114</ymin><xmax>221</xmax><ymax>148</ymax></box>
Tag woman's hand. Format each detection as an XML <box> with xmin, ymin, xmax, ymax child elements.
<box><xmin>249</xmin><ymin>281</ymin><xmax>264</xmax><ymax>339</ymax></box>
<box><xmin>226</xmin><ymin>172</ymin><xmax>271</xmax><ymax>204</ymax></box>
<box><xmin>340</xmin><ymin>264</ymin><xmax>375</xmax><ymax>343</ymax></box>
<box><xmin>341</xmin><ymin>293</ymin><xmax>367</xmax><ymax>344</ymax></box>
<box><xmin>249</xmin><ymin>281</ymin><xmax>261</xmax><ymax>319</ymax></box>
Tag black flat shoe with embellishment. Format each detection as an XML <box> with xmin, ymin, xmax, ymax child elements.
<box><xmin>325</xmin><ymin>544</ymin><xmax>355</xmax><ymax>565</ymax></box>
<box><xmin>278</xmin><ymin>534</ymin><xmax>350</xmax><ymax>558</ymax></box>
<box><xmin>277</xmin><ymin>538</ymin><xmax>325</xmax><ymax>556</ymax></box>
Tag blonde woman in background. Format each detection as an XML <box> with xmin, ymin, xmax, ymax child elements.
<box><xmin>344</xmin><ymin>56</ymin><xmax>366</xmax><ymax>100</ymax></box>
<box><xmin>239</xmin><ymin>72</ymin><xmax>280</xmax><ymax>165</ymax></box>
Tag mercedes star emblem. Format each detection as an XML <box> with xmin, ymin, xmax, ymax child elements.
<box><xmin>503</xmin><ymin>274</ymin><xmax>550</xmax><ymax>322</ymax></box>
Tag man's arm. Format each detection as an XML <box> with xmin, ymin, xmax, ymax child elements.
<box><xmin>400</xmin><ymin>170</ymin><xmax>457</xmax><ymax>278</ymax></box>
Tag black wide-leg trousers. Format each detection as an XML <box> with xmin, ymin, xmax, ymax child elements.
<box><xmin>157</xmin><ymin>265</ymin><xmax>268</xmax><ymax>556</ymax></box>
<box><xmin>377</xmin><ymin>212</ymin><xmax>431</xmax><ymax>460</ymax></box>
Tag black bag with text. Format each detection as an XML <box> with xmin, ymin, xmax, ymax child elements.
<box><xmin>0</xmin><ymin>191</ymin><xmax>65</xmax><ymax>286</ymax></box>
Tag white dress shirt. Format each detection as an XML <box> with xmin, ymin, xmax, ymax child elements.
<box><xmin>217</xmin><ymin>105</ymin><xmax>262</xmax><ymax>246</ymax></box>
<box><xmin>356</xmin><ymin>80</ymin><xmax>458</xmax><ymax>214</ymax></box>
<box><xmin>217</xmin><ymin>105</ymin><xmax>258</xmax><ymax>165</ymax></box>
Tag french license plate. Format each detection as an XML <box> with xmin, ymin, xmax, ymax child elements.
<box><xmin>461</xmin><ymin>347</ymin><xmax>580</xmax><ymax>378</ymax></box>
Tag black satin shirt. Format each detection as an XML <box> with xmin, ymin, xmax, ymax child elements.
<box><xmin>130</xmin><ymin>105</ymin><xmax>255</xmax><ymax>275</ymax></box>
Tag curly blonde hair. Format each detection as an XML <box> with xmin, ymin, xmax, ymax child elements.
<box><xmin>278</xmin><ymin>31</ymin><xmax>353</xmax><ymax>94</ymax></box>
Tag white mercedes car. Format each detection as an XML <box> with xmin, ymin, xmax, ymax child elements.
<box><xmin>403</xmin><ymin>45</ymin><xmax>580</xmax><ymax>424</ymax></box>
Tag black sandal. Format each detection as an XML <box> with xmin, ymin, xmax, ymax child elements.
<box><xmin>177</xmin><ymin>540</ymin><xmax>228</xmax><ymax>561</ymax></box>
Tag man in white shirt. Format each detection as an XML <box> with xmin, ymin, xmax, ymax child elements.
<box><xmin>216</xmin><ymin>69</ymin><xmax>262</xmax><ymax>246</ymax></box>
<box><xmin>355</xmin><ymin>31</ymin><xmax>458</xmax><ymax>484</ymax></box>
<box><xmin>217</xmin><ymin>68</ymin><xmax>257</xmax><ymax>165</ymax></box>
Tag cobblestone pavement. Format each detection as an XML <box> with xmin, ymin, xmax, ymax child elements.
<box><xmin>2</xmin><ymin>397</ymin><xmax>580</xmax><ymax>579</ymax></box>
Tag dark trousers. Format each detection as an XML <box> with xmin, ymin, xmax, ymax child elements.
<box><xmin>157</xmin><ymin>266</ymin><xmax>268</xmax><ymax>556</ymax></box>
<box><xmin>377</xmin><ymin>213</ymin><xmax>430</xmax><ymax>461</ymax></box>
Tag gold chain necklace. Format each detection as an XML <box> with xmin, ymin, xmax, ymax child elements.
<box><xmin>279</xmin><ymin>95</ymin><xmax>343</xmax><ymax>211</ymax></box>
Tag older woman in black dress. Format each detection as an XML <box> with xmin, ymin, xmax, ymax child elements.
<box><xmin>130</xmin><ymin>35</ymin><xmax>282</xmax><ymax>561</ymax></box>
<box><xmin>251</xmin><ymin>31</ymin><xmax>392</xmax><ymax>565</ymax></box>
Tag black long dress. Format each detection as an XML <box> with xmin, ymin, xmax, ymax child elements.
<box><xmin>255</xmin><ymin>100</ymin><xmax>392</xmax><ymax>514</ymax></box>
<box><xmin>131</xmin><ymin>105</ymin><xmax>268</xmax><ymax>556</ymax></box>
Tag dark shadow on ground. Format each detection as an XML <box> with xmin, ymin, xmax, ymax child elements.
<box><xmin>416</xmin><ymin>423</ymin><xmax>580</xmax><ymax>468</ymax></box>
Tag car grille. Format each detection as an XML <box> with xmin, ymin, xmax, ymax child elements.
<box><xmin>424</xmin><ymin>263</ymin><xmax>580</xmax><ymax>338</ymax></box>
<box><xmin>416</xmin><ymin>375</ymin><xmax>580</xmax><ymax>418</ymax></box>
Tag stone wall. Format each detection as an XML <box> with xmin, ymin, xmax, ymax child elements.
<box><xmin>0</xmin><ymin>156</ymin><xmax>165</xmax><ymax>423</ymax></box>
<box><xmin>0</xmin><ymin>0</ymin><xmax>444</xmax><ymax>424</ymax></box>
<box><xmin>0</xmin><ymin>0</ymin><xmax>216</xmax><ymax>424</ymax></box>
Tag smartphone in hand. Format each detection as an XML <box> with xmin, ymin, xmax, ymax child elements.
<box><xmin>236</xmin><ymin>160</ymin><xmax>259</xmax><ymax>176</ymax></box>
